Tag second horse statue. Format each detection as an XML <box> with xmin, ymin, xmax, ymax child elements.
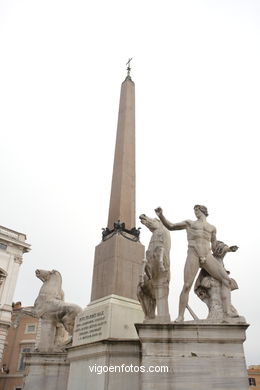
<box><xmin>137</xmin><ymin>214</ymin><xmax>171</xmax><ymax>322</ymax></box>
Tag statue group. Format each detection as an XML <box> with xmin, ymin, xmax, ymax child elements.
<box><xmin>138</xmin><ymin>205</ymin><xmax>243</xmax><ymax>323</ymax></box>
<box><xmin>29</xmin><ymin>205</ymin><xmax>243</xmax><ymax>353</ymax></box>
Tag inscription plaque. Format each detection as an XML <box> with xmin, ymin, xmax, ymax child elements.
<box><xmin>73</xmin><ymin>305</ymin><xmax>109</xmax><ymax>345</ymax></box>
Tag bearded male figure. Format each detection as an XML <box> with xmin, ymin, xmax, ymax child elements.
<box><xmin>155</xmin><ymin>205</ymin><xmax>235</xmax><ymax>322</ymax></box>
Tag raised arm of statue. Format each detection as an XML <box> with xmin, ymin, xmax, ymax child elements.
<box><xmin>155</xmin><ymin>207</ymin><xmax>187</xmax><ymax>231</ymax></box>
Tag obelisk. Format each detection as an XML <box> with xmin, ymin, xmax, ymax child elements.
<box><xmin>90</xmin><ymin>62</ymin><xmax>144</xmax><ymax>302</ymax></box>
<box><xmin>107</xmin><ymin>71</ymin><xmax>136</xmax><ymax>231</ymax></box>
<box><xmin>67</xmin><ymin>62</ymin><xmax>144</xmax><ymax>390</ymax></box>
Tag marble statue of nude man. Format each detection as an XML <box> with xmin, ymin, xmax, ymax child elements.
<box><xmin>155</xmin><ymin>205</ymin><xmax>234</xmax><ymax>322</ymax></box>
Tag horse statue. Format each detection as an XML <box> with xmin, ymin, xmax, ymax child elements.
<box><xmin>32</xmin><ymin>269</ymin><xmax>82</xmax><ymax>352</ymax></box>
<box><xmin>137</xmin><ymin>214</ymin><xmax>171</xmax><ymax>322</ymax></box>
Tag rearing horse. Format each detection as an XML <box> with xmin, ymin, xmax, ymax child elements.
<box><xmin>137</xmin><ymin>215</ymin><xmax>171</xmax><ymax>322</ymax></box>
<box><xmin>33</xmin><ymin>269</ymin><xmax>82</xmax><ymax>351</ymax></box>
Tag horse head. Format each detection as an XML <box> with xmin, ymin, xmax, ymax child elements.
<box><xmin>35</xmin><ymin>269</ymin><xmax>61</xmax><ymax>282</ymax></box>
<box><xmin>139</xmin><ymin>214</ymin><xmax>161</xmax><ymax>232</ymax></box>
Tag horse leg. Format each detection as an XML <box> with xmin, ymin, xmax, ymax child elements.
<box><xmin>38</xmin><ymin>318</ymin><xmax>56</xmax><ymax>352</ymax></box>
<box><xmin>54</xmin><ymin>323</ymin><xmax>68</xmax><ymax>346</ymax></box>
<box><xmin>154</xmin><ymin>280</ymin><xmax>170</xmax><ymax>321</ymax></box>
<box><xmin>60</xmin><ymin>311</ymin><xmax>77</xmax><ymax>335</ymax></box>
<box><xmin>137</xmin><ymin>283</ymin><xmax>156</xmax><ymax>320</ymax></box>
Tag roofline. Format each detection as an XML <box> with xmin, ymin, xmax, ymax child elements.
<box><xmin>0</xmin><ymin>225</ymin><xmax>28</xmax><ymax>239</ymax></box>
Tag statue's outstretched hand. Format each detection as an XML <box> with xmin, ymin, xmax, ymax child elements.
<box><xmin>229</xmin><ymin>245</ymin><xmax>239</xmax><ymax>252</ymax></box>
<box><xmin>155</xmin><ymin>207</ymin><xmax>163</xmax><ymax>217</ymax></box>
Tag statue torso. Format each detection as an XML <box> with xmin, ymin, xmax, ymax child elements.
<box><xmin>186</xmin><ymin>219</ymin><xmax>215</xmax><ymax>257</ymax></box>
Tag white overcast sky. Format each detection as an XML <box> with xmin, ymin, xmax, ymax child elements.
<box><xmin>1</xmin><ymin>0</ymin><xmax>259</xmax><ymax>366</ymax></box>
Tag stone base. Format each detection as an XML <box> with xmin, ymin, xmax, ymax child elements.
<box><xmin>23</xmin><ymin>351</ymin><xmax>69</xmax><ymax>390</ymax></box>
<box><xmin>91</xmin><ymin>234</ymin><xmax>145</xmax><ymax>301</ymax></box>
<box><xmin>73</xmin><ymin>294</ymin><xmax>144</xmax><ymax>346</ymax></box>
<box><xmin>66</xmin><ymin>295</ymin><xmax>144</xmax><ymax>390</ymax></box>
<box><xmin>67</xmin><ymin>340</ymin><xmax>141</xmax><ymax>390</ymax></box>
<box><xmin>136</xmin><ymin>322</ymin><xmax>249</xmax><ymax>390</ymax></box>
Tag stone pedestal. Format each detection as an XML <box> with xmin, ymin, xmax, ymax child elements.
<box><xmin>66</xmin><ymin>294</ymin><xmax>144</xmax><ymax>390</ymax></box>
<box><xmin>66</xmin><ymin>296</ymin><xmax>144</xmax><ymax>390</ymax></box>
<box><xmin>73</xmin><ymin>294</ymin><xmax>144</xmax><ymax>345</ymax></box>
<box><xmin>91</xmin><ymin>234</ymin><xmax>145</xmax><ymax>302</ymax></box>
<box><xmin>67</xmin><ymin>340</ymin><xmax>141</xmax><ymax>390</ymax></box>
<box><xmin>136</xmin><ymin>322</ymin><xmax>249</xmax><ymax>390</ymax></box>
<box><xmin>23</xmin><ymin>352</ymin><xmax>69</xmax><ymax>390</ymax></box>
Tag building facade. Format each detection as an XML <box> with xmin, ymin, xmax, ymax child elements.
<box><xmin>248</xmin><ymin>365</ymin><xmax>260</xmax><ymax>389</ymax></box>
<box><xmin>0</xmin><ymin>225</ymin><xmax>31</xmax><ymax>362</ymax></box>
<box><xmin>0</xmin><ymin>302</ymin><xmax>39</xmax><ymax>390</ymax></box>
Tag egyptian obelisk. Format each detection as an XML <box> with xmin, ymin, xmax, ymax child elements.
<box><xmin>66</xmin><ymin>64</ymin><xmax>144</xmax><ymax>390</ymax></box>
<box><xmin>107</xmin><ymin>69</ymin><xmax>136</xmax><ymax>232</ymax></box>
<box><xmin>90</xmin><ymin>62</ymin><xmax>144</xmax><ymax>302</ymax></box>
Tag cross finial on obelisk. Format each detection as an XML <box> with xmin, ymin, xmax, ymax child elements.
<box><xmin>126</xmin><ymin>57</ymin><xmax>133</xmax><ymax>80</ymax></box>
